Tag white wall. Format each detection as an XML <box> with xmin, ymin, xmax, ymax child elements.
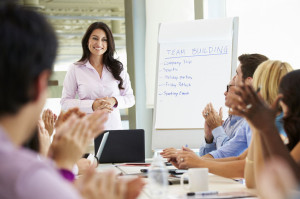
<box><xmin>226</xmin><ymin>0</ymin><xmax>300</xmax><ymax>69</ymax></box>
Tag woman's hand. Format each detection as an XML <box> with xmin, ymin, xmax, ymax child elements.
<box><xmin>77</xmin><ymin>158</ymin><xmax>93</xmax><ymax>175</ymax></box>
<box><xmin>75</xmin><ymin>169</ymin><xmax>127</xmax><ymax>199</ymax></box>
<box><xmin>227</xmin><ymin>83</ymin><xmax>280</xmax><ymax>132</ymax></box>
<box><xmin>160</xmin><ymin>148</ymin><xmax>181</xmax><ymax>168</ymax></box>
<box><xmin>85</xmin><ymin>110</ymin><xmax>109</xmax><ymax>138</ymax></box>
<box><xmin>176</xmin><ymin>151</ymin><xmax>204</xmax><ymax>169</ymax></box>
<box><xmin>42</xmin><ymin>109</ymin><xmax>57</xmax><ymax>136</ymax></box>
<box><xmin>121</xmin><ymin>177</ymin><xmax>145</xmax><ymax>199</ymax></box>
<box><xmin>160</xmin><ymin>147</ymin><xmax>180</xmax><ymax>159</ymax></box>
<box><xmin>37</xmin><ymin>119</ymin><xmax>51</xmax><ymax>157</ymax></box>
<box><xmin>48</xmin><ymin>110</ymin><xmax>108</xmax><ymax>170</ymax></box>
<box><xmin>258</xmin><ymin>157</ymin><xmax>298</xmax><ymax>199</ymax></box>
<box><xmin>55</xmin><ymin>107</ymin><xmax>86</xmax><ymax>128</ymax></box>
<box><xmin>48</xmin><ymin>114</ymin><xmax>91</xmax><ymax>170</ymax></box>
<box><xmin>92</xmin><ymin>97</ymin><xmax>117</xmax><ymax>112</ymax></box>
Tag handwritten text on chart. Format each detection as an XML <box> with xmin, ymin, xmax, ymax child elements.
<box><xmin>164</xmin><ymin>75</ymin><xmax>192</xmax><ymax>81</ymax></box>
<box><xmin>164</xmin><ymin>59</ymin><xmax>192</xmax><ymax>67</ymax></box>
<box><xmin>158</xmin><ymin>82</ymin><xmax>191</xmax><ymax>88</ymax></box>
<box><xmin>165</xmin><ymin>45</ymin><xmax>229</xmax><ymax>59</ymax></box>
<box><xmin>158</xmin><ymin>91</ymin><xmax>190</xmax><ymax>97</ymax></box>
<box><xmin>158</xmin><ymin>44</ymin><xmax>230</xmax><ymax>98</ymax></box>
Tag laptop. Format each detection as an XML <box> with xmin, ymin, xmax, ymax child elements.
<box><xmin>94</xmin><ymin>129</ymin><xmax>145</xmax><ymax>163</ymax></box>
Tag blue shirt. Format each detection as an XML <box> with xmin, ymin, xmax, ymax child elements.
<box><xmin>199</xmin><ymin>115</ymin><xmax>244</xmax><ymax>156</ymax></box>
<box><xmin>275</xmin><ymin>112</ymin><xmax>286</xmax><ymax>137</ymax></box>
<box><xmin>209</xmin><ymin>113</ymin><xmax>286</xmax><ymax>159</ymax></box>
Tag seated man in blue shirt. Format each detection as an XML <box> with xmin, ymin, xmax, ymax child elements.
<box><xmin>162</xmin><ymin>53</ymin><xmax>268</xmax><ymax>161</ymax></box>
<box><xmin>199</xmin><ymin>77</ymin><xmax>244</xmax><ymax>156</ymax></box>
<box><xmin>201</xmin><ymin>53</ymin><xmax>268</xmax><ymax>159</ymax></box>
<box><xmin>162</xmin><ymin>59</ymin><xmax>289</xmax><ymax>179</ymax></box>
<box><xmin>197</xmin><ymin>54</ymin><xmax>269</xmax><ymax>158</ymax></box>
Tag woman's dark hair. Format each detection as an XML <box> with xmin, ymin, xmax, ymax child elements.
<box><xmin>0</xmin><ymin>2</ymin><xmax>57</xmax><ymax>116</ymax></box>
<box><xmin>279</xmin><ymin>69</ymin><xmax>300</xmax><ymax>150</ymax></box>
<box><xmin>78</xmin><ymin>22</ymin><xmax>124</xmax><ymax>89</ymax></box>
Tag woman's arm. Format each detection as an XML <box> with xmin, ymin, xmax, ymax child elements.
<box><xmin>113</xmin><ymin>70</ymin><xmax>135</xmax><ymax>109</ymax></box>
<box><xmin>259</xmin><ymin>124</ymin><xmax>300</xmax><ymax>182</ymax></box>
<box><xmin>176</xmin><ymin>151</ymin><xmax>246</xmax><ymax>178</ymax></box>
<box><xmin>244</xmin><ymin>129</ymin><xmax>267</xmax><ymax>188</ymax></box>
<box><xmin>228</xmin><ymin>84</ymin><xmax>300</xmax><ymax>182</ymax></box>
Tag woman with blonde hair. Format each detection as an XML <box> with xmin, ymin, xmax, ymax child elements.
<box><xmin>242</xmin><ymin>60</ymin><xmax>292</xmax><ymax>188</ymax></box>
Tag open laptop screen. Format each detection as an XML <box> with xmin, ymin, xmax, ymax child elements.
<box><xmin>94</xmin><ymin>129</ymin><xmax>145</xmax><ymax>163</ymax></box>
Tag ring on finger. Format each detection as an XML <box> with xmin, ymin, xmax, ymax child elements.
<box><xmin>246</xmin><ymin>104</ymin><xmax>252</xmax><ymax>109</ymax></box>
<box><xmin>180</xmin><ymin>158</ymin><xmax>184</xmax><ymax>162</ymax></box>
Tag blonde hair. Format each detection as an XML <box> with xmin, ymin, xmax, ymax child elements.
<box><xmin>252</xmin><ymin>60</ymin><xmax>293</xmax><ymax>105</ymax></box>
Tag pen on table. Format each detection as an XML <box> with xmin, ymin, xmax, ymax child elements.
<box><xmin>187</xmin><ymin>191</ymin><xmax>218</xmax><ymax>196</ymax></box>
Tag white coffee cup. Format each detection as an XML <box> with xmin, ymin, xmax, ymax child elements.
<box><xmin>180</xmin><ymin>168</ymin><xmax>208</xmax><ymax>192</ymax></box>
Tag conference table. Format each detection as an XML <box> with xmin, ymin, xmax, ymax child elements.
<box><xmin>97</xmin><ymin>162</ymin><xmax>257</xmax><ymax>199</ymax></box>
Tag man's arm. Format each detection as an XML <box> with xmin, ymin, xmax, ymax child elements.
<box><xmin>212</xmin><ymin>126</ymin><xmax>231</xmax><ymax>149</ymax></box>
<box><xmin>199</xmin><ymin>143</ymin><xmax>216</xmax><ymax>156</ymax></box>
<box><xmin>208</xmin><ymin>122</ymin><xmax>250</xmax><ymax>159</ymax></box>
<box><xmin>199</xmin><ymin>118</ymin><xmax>217</xmax><ymax>156</ymax></box>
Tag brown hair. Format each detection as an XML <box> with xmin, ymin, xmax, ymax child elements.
<box><xmin>78</xmin><ymin>22</ymin><xmax>124</xmax><ymax>89</ymax></box>
<box><xmin>238</xmin><ymin>54</ymin><xmax>268</xmax><ymax>80</ymax></box>
<box><xmin>279</xmin><ymin>70</ymin><xmax>300</xmax><ymax>150</ymax></box>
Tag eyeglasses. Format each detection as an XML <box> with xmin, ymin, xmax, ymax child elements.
<box><xmin>226</xmin><ymin>85</ymin><xmax>235</xmax><ymax>92</ymax></box>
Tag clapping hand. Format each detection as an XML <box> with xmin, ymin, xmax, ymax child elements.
<box><xmin>37</xmin><ymin>119</ymin><xmax>51</xmax><ymax>157</ymax></box>
<box><xmin>227</xmin><ymin>83</ymin><xmax>280</xmax><ymax>132</ymax></box>
<box><xmin>85</xmin><ymin>110</ymin><xmax>109</xmax><ymax>138</ymax></box>
<box><xmin>75</xmin><ymin>169</ymin><xmax>125</xmax><ymax>199</ymax></box>
<box><xmin>55</xmin><ymin>107</ymin><xmax>86</xmax><ymax>128</ymax></box>
<box><xmin>75</xmin><ymin>169</ymin><xmax>145</xmax><ymax>199</ymax></box>
<box><xmin>202</xmin><ymin>103</ymin><xmax>223</xmax><ymax>130</ymax></box>
<box><xmin>42</xmin><ymin>109</ymin><xmax>57</xmax><ymax>136</ymax></box>
<box><xmin>48</xmin><ymin>114</ymin><xmax>91</xmax><ymax>170</ymax></box>
<box><xmin>48</xmin><ymin>110</ymin><xmax>108</xmax><ymax>170</ymax></box>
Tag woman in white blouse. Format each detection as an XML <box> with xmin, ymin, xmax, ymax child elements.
<box><xmin>61</xmin><ymin>22</ymin><xmax>135</xmax><ymax>130</ymax></box>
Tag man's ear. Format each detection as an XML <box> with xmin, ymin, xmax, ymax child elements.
<box><xmin>34</xmin><ymin>70</ymin><xmax>51</xmax><ymax>101</ymax></box>
<box><xmin>245</xmin><ymin>77</ymin><xmax>253</xmax><ymax>85</ymax></box>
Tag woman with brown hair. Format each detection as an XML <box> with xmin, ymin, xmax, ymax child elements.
<box><xmin>61</xmin><ymin>22</ymin><xmax>135</xmax><ymax>130</ymax></box>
